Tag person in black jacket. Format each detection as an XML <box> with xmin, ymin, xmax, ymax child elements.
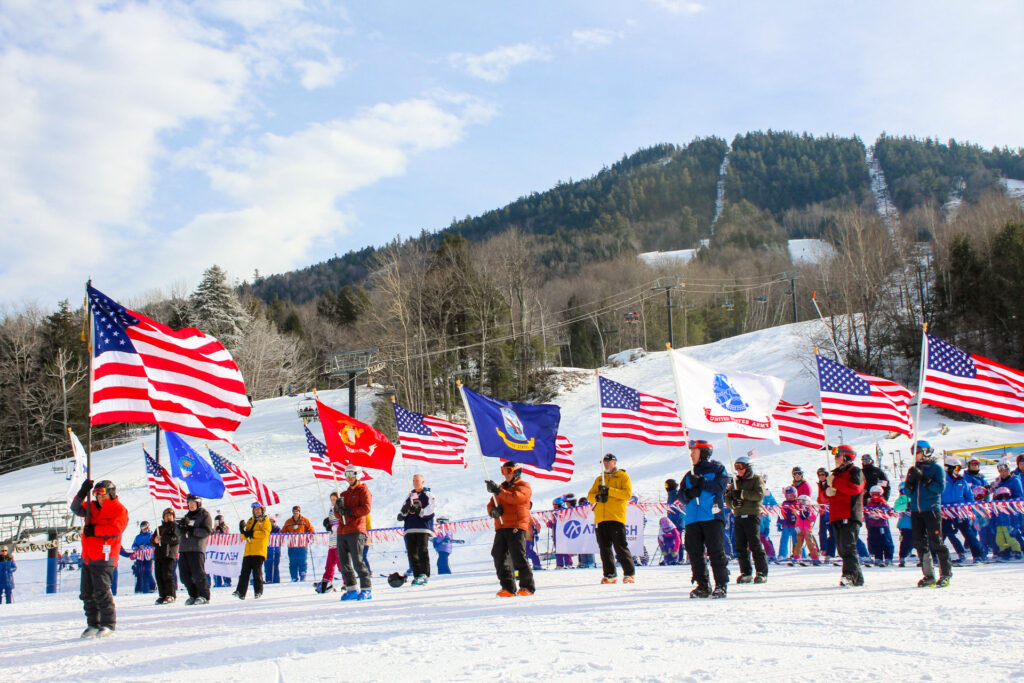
<box><xmin>398</xmin><ymin>474</ymin><xmax>437</xmax><ymax>586</ymax></box>
<box><xmin>860</xmin><ymin>454</ymin><xmax>891</xmax><ymax>502</ymax></box>
<box><xmin>150</xmin><ymin>508</ymin><xmax>180</xmax><ymax>604</ymax></box>
<box><xmin>177</xmin><ymin>495</ymin><xmax>213</xmax><ymax>605</ymax></box>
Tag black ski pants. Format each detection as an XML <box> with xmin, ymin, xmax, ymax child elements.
<box><xmin>154</xmin><ymin>556</ymin><xmax>177</xmax><ymax>600</ymax></box>
<box><xmin>596</xmin><ymin>521</ymin><xmax>635</xmax><ymax>578</ymax></box>
<box><xmin>832</xmin><ymin>519</ymin><xmax>863</xmax><ymax>583</ymax></box>
<box><xmin>179</xmin><ymin>551</ymin><xmax>210</xmax><ymax>600</ymax></box>
<box><xmin>734</xmin><ymin>515</ymin><xmax>768</xmax><ymax>578</ymax></box>
<box><xmin>80</xmin><ymin>563</ymin><xmax>117</xmax><ymax>629</ymax></box>
<box><xmin>491</xmin><ymin>527</ymin><xmax>535</xmax><ymax>593</ymax></box>
<box><xmin>405</xmin><ymin>533</ymin><xmax>431</xmax><ymax>578</ymax></box>
<box><xmin>338</xmin><ymin>532</ymin><xmax>371</xmax><ymax>590</ymax></box>
<box><xmin>911</xmin><ymin>511</ymin><xmax>952</xmax><ymax>579</ymax></box>
<box><xmin>236</xmin><ymin>555</ymin><xmax>265</xmax><ymax>598</ymax></box>
<box><xmin>684</xmin><ymin>519</ymin><xmax>729</xmax><ymax>589</ymax></box>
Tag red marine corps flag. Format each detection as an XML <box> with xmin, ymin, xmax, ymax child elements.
<box><xmin>316</xmin><ymin>399</ymin><xmax>396</xmax><ymax>475</ymax></box>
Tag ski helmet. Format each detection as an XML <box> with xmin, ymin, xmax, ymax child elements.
<box><xmin>344</xmin><ymin>466</ymin><xmax>363</xmax><ymax>478</ymax></box>
<box><xmin>251</xmin><ymin>501</ymin><xmax>264</xmax><ymax>513</ymax></box>
<box><xmin>93</xmin><ymin>480</ymin><xmax>117</xmax><ymax>499</ymax></box>
<box><xmin>552</xmin><ymin>497</ymin><xmax>563</xmax><ymax>508</ymax></box>
<box><xmin>944</xmin><ymin>455</ymin><xmax>961</xmax><ymax>469</ymax></box>
<box><xmin>791</xmin><ymin>466</ymin><xmax>803</xmax><ymax>476</ymax></box>
<box><xmin>832</xmin><ymin>444</ymin><xmax>856</xmax><ymax>462</ymax></box>
<box><xmin>967</xmin><ymin>456</ymin><xmax>981</xmax><ymax>467</ymax></box>
<box><xmin>816</xmin><ymin>467</ymin><xmax>828</xmax><ymax>476</ymax></box>
<box><xmin>797</xmin><ymin>494</ymin><xmax>812</xmax><ymax>503</ymax></box>
<box><xmin>783</xmin><ymin>486</ymin><xmax>797</xmax><ymax>499</ymax></box>
<box><xmin>911</xmin><ymin>440</ymin><xmax>933</xmax><ymax>457</ymax></box>
<box><xmin>993</xmin><ymin>486</ymin><xmax>1012</xmax><ymax>500</ymax></box>
<box><xmin>387</xmin><ymin>572</ymin><xmax>407</xmax><ymax>588</ymax></box>
<box><xmin>734</xmin><ymin>455</ymin><xmax>751</xmax><ymax>467</ymax></box>
<box><xmin>972</xmin><ymin>486</ymin><xmax>988</xmax><ymax>501</ymax></box>
<box><xmin>997</xmin><ymin>459</ymin><xmax>1012</xmax><ymax>471</ymax></box>
<box><xmin>186</xmin><ymin>494</ymin><xmax>201</xmax><ymax>505</ymax></box>
<box><xmin>869</xmin><ymin>485</ymin><xmax>884</xmax><ymax>496</ymax></box>
<box><xmin>665</xmin><ymin>478</ymin><xmax>678</xmax><ymax>490</ymax></box>
<box><xmin>689</xmin><ymin>439</ymin><xmax>713</xmax><ymax>460</ymax></box>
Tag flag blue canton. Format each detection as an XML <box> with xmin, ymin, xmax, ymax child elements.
<box><xmin>145</xmin><ymin>452</ymin><xmax>163</xmax><ymax>475</ymax></box>
<box><xmin>304</xmin><ymin>425</ymin><xmax>326</xmax><ymax>455</ymax></box>
<box><xmin>817</xmin><ymin>356</ymin><xmax>871</xmax><ymax>395</ymax></box>
<box><xmin>88</xmin><ymin>286</ymin><xmax>140</xmax><ymax>355</ymax></box>
<box><xmin>599</xmin><ymin>377</ymin><xmax>641</xmax><ymax>411</ymax></box>
<box><xmin>926</xmin><ymin>334</ymin><xmax>977</xmax><ymax>378</ymax></box>
<box><xmin>394</xmin><ymin>404</ymin><xmax>433</xmax><ymax>436</ymax></box>
<box><xmin>209</xmin><ymin>452</ymin><xmax>231</xmax><ymax>475</ymax></box>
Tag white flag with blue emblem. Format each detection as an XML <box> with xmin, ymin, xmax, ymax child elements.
<box><xmin>668</xmin><ymin>349</ymin><xmax>785</xmax><ymax>442</ymax></box>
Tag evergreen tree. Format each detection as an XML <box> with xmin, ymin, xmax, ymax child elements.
<box><xmin>189</xmin><ymin>265</ymin><xmax>251</xmax><ymax>348</ymax></box>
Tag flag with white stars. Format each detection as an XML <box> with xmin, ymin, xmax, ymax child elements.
<box><xmin>599</xmin><ymin>376</ymin><xmax>688</xmax><ymax>446</ymax></box>
<box><xmin>393</xmin><ymin>403</ymin><xmax>469</xmax><ymax>467</ymax></box>
<box><xmin>209</xmin><ymin>450</ymin><xmax>280</xmax><ymax>506</ymax></box>
<box><xmin>304</xmin><ymin>425</ymin><xmax>372</xmax><ymax>481</ymax></box>
<box><xmin>144</xmin><ymin>450</ymin><xmax>187</xmax><ymax>510</ymax></box>
<box><xmin>87</xmin><ymin>285</ymin><xmax>250</xmax><ymax>447</ymax></box>
<box><xmin>816</xmin><ymin>355</ymin><xmax>914</xmax><ymax>437</ymax></box>
<box><xmin>921</xmin><ymin>333</ymin><xmax>1024</xmax><ymax>422</ymax></box>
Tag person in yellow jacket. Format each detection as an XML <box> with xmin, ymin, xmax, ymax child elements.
<box><xmin>233</xmin><ymin>502</ymin><xmax>272</xmax><ymax>600</ymax></box>
<box><xmin>587</xmin><ymin>454</ymin><xmax>635</xmax><ymax>584</ymax></box>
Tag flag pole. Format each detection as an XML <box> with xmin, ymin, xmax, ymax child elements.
<box><xmin>666</xmin><ymin>343</ymin><xmax>690</xmax><ymax>454</ymax></box>
<box><xmin>84</xmin><ymin>281</ymin><xmax>94</xmax><ymax>481</ymax></box>
<box><xmin>314</xmin><ymin>388</ymin><xmax>345</xmax><ymax>526</ymax></box>
<box><xmin>456</xmin><ymin>381</ymin><xmax>498</xmax><ymax>507</ymax></box>
<box><xmin>206</xmin><ymin>443</ymin><xmax>243</xmax><ymax>524</ymax></box>
<box><xmin>912</xmin><ymin>324</ymin><xmax>929</xmax><ymax>446</ymax></box>
<box><xmin>391</xmin><ymin>395</ymin><xmax>414</xmax><ymax>488</ymax></box>
<box><xmin>814</xmin><ymin>348</ymin><xmax>832</xmax><ymax>472</ymax></box>
<box><xmin>596</xmin><ymin>370</ymin><xmax>606</xmax><ymax>487</ymax></box>
<box><xmin>144</xmin><ymin>443</ymin><xmax>159</xmax><ymax>524</ymax></box>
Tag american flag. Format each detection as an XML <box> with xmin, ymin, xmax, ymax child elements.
<box><xmin>209</xmin><ymin>450</ymin><xmax>280</xmax><ymax>506</ymax></box>
<box><xmin>921</xmin><ymin>333</ymin><xmax>1024</xmax><ymax>423</ymax></box>
<box><xmin>305</xmin><ymin>426</ymin><xmax>372</xmax><ymax>481</ymax></box>
<box><xmin>503</xmin><ymin>436</ymin><xmax>574</xmax><ymax>482</ymax></box>
<box><xmin>144</xmin><ymin>450</ymin><xmax>187</xmax><ymax>510</ymax></box>
<box><xmin>816</xmin><ymin>355</ymin><xmax>914</xmax><ymax>437</ymax></box>
<box><xmin>87</xmin><ymin>286</ymin><xmax>250</xmax><ymax>447</ymax></box>
<box><xmin>599</xmin><ymin>376</ymin><xmax>687</xmax><ymax>446</ymax></box>
<box><xmin>730</xmin><ymin>400</ymin><xmax>826</xmax><ymax>449</ymax></box>
<box><xmin>393</xmin><ymin>402</ymin><xmax>469</xmax><ymax>466</ymax></box>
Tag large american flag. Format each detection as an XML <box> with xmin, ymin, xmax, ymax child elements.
<box><xmin>304</xmin><ymin>426</ymin><xmax>372</xmax><ymax>482</ymax></box>
<box><xmin>599</xmin><ymin>376</ymin><xmax>687</xmax><ymax>446</ymax></box>
<box><xmin>502</xmin><ymin>436</ymin><xmax>574</xmax><ymax>482</ymax></box>
<box><xmin>816</xmin><ymin>355</ymin><xmax>914</xmax><ymax>437</ymax></box>
<box><xmin>87</xmin><ymin>286</ymin><xmax>251</xmax><ymax>447</ymax></box>
<box><xmin>393</xmin><ymin>402</ymin><xmax>469</xmax><ymax>466</ymax></box>
<box><xmin>921</xmin><ymin>333</ymin><xmax>1024</xmax><ymax>422</ymax></box>
<box><xmin>730</xmin><ymin>400</ymin><xmax>826</xmax><ymax>449</ymax></box>
<box><xmin>209</xmin><ymin>450</ymin><xmax>280</xmax><ymax>506</ymax></box>
<box><xmin>144</xmin><ymin>450</ymin><xmax>187</xmax><ymax>510</ymax></box>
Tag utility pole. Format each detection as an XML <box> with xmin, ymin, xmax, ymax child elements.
<box><xmin>651</xmin><ymin>278</ymin><xmax>683</xmax><ymax>348</ymax></box>
<box><xmin>784</xmin><ymin>271</ymin><xmax>800</xmax><ymax>324</ymax></box>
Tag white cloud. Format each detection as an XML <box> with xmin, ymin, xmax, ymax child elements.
<box><xmin>649</xmin><ymin>0</ymin><xmax>706</xmax><ymax>15</ymax></box>
<box><xmin>297</xmin><ymin>56</ymin><xmax>345</xmax><ymax>90</ymax></box>
<box><xmin>448</xmin><ymin>43</ymin><xmax>550</xmax><ymax>82</ymax></box>
<box><xmin>571</xmin><ymin>28</ymin><xmax>622</xmax><ymax>49</ymax></box>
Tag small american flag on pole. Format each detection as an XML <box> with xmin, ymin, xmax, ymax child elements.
<box><xmin>599</xmin><ymin>376</ymin><xmax>687</xmax><ymax>446</ymax></box>
<box><xmin>502</xmin><ymin>435</ymin><xmax>574</xmax><ymax>482</ymax></box>
<box><xmin>305</xmin><ymin>425</ymin><xmax>372</xmax><ymax>481</ymax></box>
<box><xmin>921</xmin><ymin>333</ymin><xmax>1024</xmax><ymax>422</ymax></box>
<box><xmin>393</xmin><ymin>402</ymin><xmax>469</xmax><ymax>466</ymax></box>
<box><xmin>816</xmin><ymin>355</ymin><xmax>914</xmax><ymax>437</ymax></box>
<box><xmin>144</xmin><ymin>450</ymin><xmax>187</xmax><ymax>510</ymax></box>
<box><xmin>730</xmin><ymin>400</ymin><xmax>826</xmax><ymax>449</ymax></box>
<box><xmin>209</xmin><ymin>450</ymin><xmax>280</xmax><ymax>506</ymax></box>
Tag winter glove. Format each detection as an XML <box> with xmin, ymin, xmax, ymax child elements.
<box><xmin>690</xmin><ymin>475</ymin><xmax>705</xmax><ymax>490</ymax></box>
<box><xmin>335</xmin><ymin>505</ymin><xmax>351</xmax><ymax>517</ymax></box>
<box><xmin>243</xmin><ymin>528</ymin><xmax>254</xmax><ymax>540</ymax></box>
<box><xmin>905</xmin><ymin>467</ymin><xmax>921</xmax><ymax>485</ymax></box>
<box><xmin>826</xmin><ymin>473</ymin><xmax>835</xmax><ymax>486</ymax></box>
<box><xmin>400</xmin><ymin>500</ymin><xmax>413</xmax><ymax>515</ymax></box>
<box><xmin>83</xmin><ymin>523</ymin><xmax>95</xmax><ymax>537</ymax></box>
<box><xmin>238</xmin><ymin>521</ymin><xmax>247</xmax><ymax>534</ymax></box>
<box><xmin>919</xmin><ymin>475</ymin><xmax>932</xmax><ymax>487</ymax></box>
<box><xmin>78</xmin><ymin>479</ymin><xmax>94</xmax><ymax>498</ymax></box>
<box><xmin>489</xmin><ymin>505</ymin><xmax>504</xmax><ymax>519</ymax></box>
<box><xmin>595</xmin><ymin>492</ymin><xmax>609</xmax><ymax>504</ymax></box>
<box><xmin>408</xmin><ymin>499</ymin><xmax>422</xmax><ymax>515</ymax></box>
<box><xmin>485</xmin><ymin>480</ymin><xmax>501</xmax><ymax>495</ymax></box>
<box><xmin>598</xmin><ymin>485</ymin><xmax>609</xmax><ymax>496</ymax></box>
<box><xmin>323</xmin><ymin>517</ymin><xmax>332</xmax><ymax>531</ymax></box>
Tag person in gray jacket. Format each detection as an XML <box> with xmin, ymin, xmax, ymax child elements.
<box><xmin>177</xmin><ymin>494</ymin><xmax>214</xmax><ymax>604</ymax></box>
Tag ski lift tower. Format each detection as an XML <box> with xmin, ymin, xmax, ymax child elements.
<box><xmin>325</xmin><ymin>349</ymin><xmax>379</xmax><ymax>416</ymax></box>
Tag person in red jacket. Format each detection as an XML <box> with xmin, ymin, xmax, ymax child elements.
<box><xmin>825</xmin><ymin>445</ymin><xmax>866</xmax><ymax>587</ymax></box>
<box><xmin>485</xmin><ymin>462</ymin><xmax>536</xmax><ymax>597</ymax></box>
<box><xmin>334</xmin><ymin>467</ymin><xmax>373</xmax><ymax>601</ymax></box>
<box><xmin>70</xmin><ymin>479</ymin><xmax>129</xmax><ymax>638</ymax></box>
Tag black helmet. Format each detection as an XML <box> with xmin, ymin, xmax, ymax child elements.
<box><xmin>186</xmin><ymin>494</ymin><xmax>201</xmax><ymax>506</ymax></box>
<box><xmin>93</xmin><ymin>480</ymin><xmax>116</xmax><ymax>499</ymax></box>
<box><xmin>387</xmin><ymin>572</ymin><xmax>408</xmax><ymax>588</ymax></box>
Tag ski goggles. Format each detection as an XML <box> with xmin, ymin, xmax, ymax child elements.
<box><xmin>93</xmin><ymin>486</ymin><xmax>108</xmax><ymax>497</ymax></box>
<box><xmin>688</xmin><ymin>439</ymin><xmax>712</xmax><ymax>450</ymax></box>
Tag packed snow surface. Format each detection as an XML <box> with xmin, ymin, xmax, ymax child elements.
<box><xmin>787</xmin><ymin>238</ymin><xmax>837</xmax><ymax>264</ymax></box>
<box><xmin>3</xmin><ymin>318</ymin><xmax>1024</xmax><ymax>680</ymax></box>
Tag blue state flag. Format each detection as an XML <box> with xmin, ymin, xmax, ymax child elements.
<box><xmin>461</xmin><ymin>386</ymin><xmax>560</xmax><ymax>470</ymax></box>
<box><xmin>165</xmin><ymin>431</ymin><xmax>226</xmax><ymax>499</ymax></box>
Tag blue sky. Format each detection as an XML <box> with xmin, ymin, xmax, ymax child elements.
<box><xmin>2</xmin><ymin>0</ymin><xmax>1022</xmax><ymax>306</ymax></box>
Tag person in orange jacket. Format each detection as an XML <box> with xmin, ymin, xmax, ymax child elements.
<box><xmin>485</xmin><ymin>461</ymin><xmax>536</xmax><ymax>597</ymax></box>
<box><xmin>335</xmin><ymin>468</ymin><xmax>373</xmax><ymax>601</ymax></box>
<box><xmin>282</xmin><ymin>505</ymin><xmax>314</xmax><ymax>582</ymax></box>
<box><xmin>70</xmin><ymin>479</ymin><xmax>129</xmax><ymax>639</ymax></box>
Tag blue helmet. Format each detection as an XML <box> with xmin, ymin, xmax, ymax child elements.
<box><xmin>912</xmin><ymin>440</ymin><xmax>934</xmax><ymax>457</ymax></box>
<box><xmin>734</xmin><ymin>455</ymin><xmax>751</xmax><ymax>469</ymax></box>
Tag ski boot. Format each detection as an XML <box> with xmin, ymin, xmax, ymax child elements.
<box><xmin>95</xmin><ymin>627</ymin><xmax>114</xmax><ymax>638</ymax></box>
<box><xmin>917</xmin><ymin>576</ymin><xmax>936</xmax><ymax>588</ymax></box>
<box><xmin>753</xmin><ymin>574</ymin><xmax>767</xmax><ymax>584</ymax></box>
<box><xmin>935</xmin><ymin>575</ymin><xmax>951</xmax><ymax>588</ymax></box>
<box><xmin>340</xmin><ymin>589</ymin><xmax>360</xmax><ymax>602</ymax></box>
<box><xmin>736</xmin><ymin>574</ymin><xmax>753</xmax><ymax>584</ymax></box>
<box><xmin>711</xmin><ymin>585</ymin><xmax>727</xmax><ymax>599</ymax></box>
<box><xmin>689</xmin><ymin>584</ymin><xmax>712</xmax><ymax>599</ymax></box>
<box><xmin>81</xmin><ymin>627</ymin><xmax>100</xmax><ymax>639</ymax></box>
<box><xmin>356</xmin><ymin>590</ymin><xmax>372</xmax><ymax>601</ymax></box>
<box><xmin>622</xmin><ymin>576</ymin><xmax>635</xmax><ymax>584</ymax></box>
<box><xmin>600</xmin><ymin>576</ymin><xmax>617</xmax><ymax>584</ymax></box>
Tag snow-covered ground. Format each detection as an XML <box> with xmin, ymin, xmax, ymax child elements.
<box><xmin>3</xmin><ymin>319</ymin><xmax>1024</xmax><ymax>680</ymax></box>
<box><xmin>638</xmin><ymin>248</ymin><xmax>697</xmax><ymax>265</ymax></box>
<box><xmin>1002</xmin><ymin>177</ymin><xmax>1024</xmax><ymax>208</ymax></box>
<box><xmin>787</xmin><ymin>238</ymin><xmax>836</xmax><ymax>265</ymax></box>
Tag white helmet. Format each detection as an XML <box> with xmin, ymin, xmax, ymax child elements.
<box><xmin>869</xmin><ymin>485</ymin><xmax>884</xmax><ymax>496</ymax></box>
<box><xmin>944</xmin><ymin>455</ymin><xmax>960</xmax><ymax>468</ymax></box>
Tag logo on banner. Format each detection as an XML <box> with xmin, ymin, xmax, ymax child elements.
<box><xmin>564</xmin><ymin>520</ymin><xmax>583</xmax><ymax>539</ymax></box>
<box><xmin>495</xmin><ymin>406</ymin><xmax>534</xmax><ymax>451</ymax></box>
<box><xmin>178</xmin><ymin>454</ymin><xmax>196</xmax><ymax>477</ymax></box>
<box><xmin>713</xmin><ymin>373</ymin><xmax>749</xmax><ymax>413</ymax></box>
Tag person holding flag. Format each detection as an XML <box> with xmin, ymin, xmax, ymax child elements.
<box><xmin>335</xmin><ymin>467</ymin><xmax>373</xmax><ymax>601</ymax></box>
<box><xmin>904</xmin><ymin>441</ymin><xmax>951</xmax><ymax>588</ymax></box>
<box><xmin>680</xmin><ymin>440</ymin><xmax>730</xmax><ymax>599</ymax></box>
<box><xmin>177</xmin><ymin>494</ymin><xmax>214</xmax><ymax>604</ymax></box>
<box><xmin>233</xmin><ymin>502</ymin><xmax>272</xmax><ymax>600</ymax></box>
<box><xmin>587</xmin><ymin>454</ymin><xmax>635</xmax><ymax>585</ymax></box>
<box><xmin>149</xmin><ymin>507</ymin><xmax>180</xmax><ymax>605</ymax></box>
<box><xmin>485</xmin><ymin>462</ymin><xmax>536</xmax><ymax>597</ymax></box>
<box><xmin>824</xmin><ymin>445</ymin><xmax>866</xmax><ymax>587</ymax></box>
<box><xmin>725</xmin><ymin>455</ymin><xmax>768</xmax><ymax>585</ymax></box>
<box><xmin>71</xmin><ymin>479</ymin><xmax>129</xmax><ymax>638</ymax></box>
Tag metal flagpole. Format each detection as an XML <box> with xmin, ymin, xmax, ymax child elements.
<box><xmin>912</xmin><ymin>324</ymin><xmax>929</xmax><ymax>446</ymax></box>
<box><xmin>596</xmin><ymin>370</ymin><xmax>607</xmax><ymax>488</ymax></box>
<box><xmin>814</xmin><ymin>348</ymin><xmax>832</xmax><ymax>472</ymax></box>
<box><xmin>666</xmin><ymin>343</ymin><xmax>691</xmax><ymax>454</ymax></box>
<box><xmin>391</xmin><ymin>396</ymin><xmax>414</xmax><ymax>488</ymax></box>
<box><xmin>313</xmin><ymin>388</ymin><xmax>345</xmax><ymax>527</ymax></box>
<box><xmin>456</xmin><ymin>381</ymin><xmax>498</xmax><ymax>508</ymax></box>
<box><xmin>84</xmin><ymin>282</ymin><xmax>94</xmax><ymax>482</ymax></box>
<box><xmin>144</xmin><ymin>443</ymin><xmax>159</xmax><ymax>524</ymax></box>
<box><xmin>810</xmin><ymin>291</ymin><xmax>843</xmax><ymax>360</ymax></box>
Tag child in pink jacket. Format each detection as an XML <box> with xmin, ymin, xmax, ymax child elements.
<box><xmin>658</xmin><ymin>517</ymin><xmax>681</xmax><ymax>565</ymax></box>
<box><xmin>790</xmin><ymin>494</ymin><xmax>821</xmax><ymax>565</ymax></box>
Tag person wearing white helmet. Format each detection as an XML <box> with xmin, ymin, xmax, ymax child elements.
<box><xmin>941</xmin><ymin>455</ymin><xmax>986</xmax><ymax>564</ymax></box>
<box><xmin>724</xmin><ymin>455</ymin><xmax>768</xmax><ymax>584</ymax></box>
<box><xmin>864</xmin><ymin>485</ymin><xmax>892</xmax><ymax>566</ymax></box>
<box><xmin>335</xmin><ymin>467</ymin><xmax>373</xmax><ymax>601</ymax></box>
<box><xmin>905</xmin><ymin>440</ymin><xmax>951</xmax><ymax>588</ymax></box>
<box><xmin>963</xmin><ymin>456</ymin><xmax>988</xmax><ymax>488</ymax></box>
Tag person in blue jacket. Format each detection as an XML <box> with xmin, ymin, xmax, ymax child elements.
<box><xmin>992</xmin><ymin>460</ymin><xmax>1024</xmax><ymax>552</ymax></box>
<box><xmin>760</xmin><ymin>482</ymin><xmax>777</xmax><ymax>561</ymax></box>
<box><xmin>430</xmin><ymin>517</ymin><xmax>465</xmax><ymax>574</ymax></box>
<box><xmin>940</xmin><ymin>456</ymin><xmax>986</xmax><ymax>563</ymax></box>
<box><xmin>131</xmin><ymin>521</ymin><xmax>156</xmax><ymax>593</ymax></box>
<box><xmin>0</xmin><ymin>546</ymin><xmax>15</xmax><ymax>603</ymax></box>
<box><xmin>665</xmin><ymin>479</ymin><xmax>685</xmax><ymax>531</ymax></box>
<box><xmin>963</xmin><ymin>456</ymin><xmax>988</xmax><ymax>488</ymax></box>
<box><xmin>904</xmin><ymin>440</ymin><xmax>951</xmax><ymax>587</ymax></box>
<box><xmin>265</xmin><ymin>515</ymin><xmax>282</xmax><ymax>584</ymax></box>
<box><xmin>680</xmin><ymin>439</ymin><xmax>730</xmax><ymax>599</ymax></box>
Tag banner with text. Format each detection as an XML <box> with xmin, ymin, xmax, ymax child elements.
<box><xmin>205</xmin><ymin>541</ymin><xmax>244</xmax><ymax>578</ymax></box>
<box><xmin>554</xmin><ymin>506</ymin><xmax>646</xmax><ymax>555</ymax></box>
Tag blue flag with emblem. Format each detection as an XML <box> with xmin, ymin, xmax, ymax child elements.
<box><xmin>165</xmin><ymin>431</ymin><xmax>226</xmax><ymax>499</ymax></box>
<box><xmin>460</xmin><ymin>386</ymin><xmax>560</xmax><ymax>470</ymax></box>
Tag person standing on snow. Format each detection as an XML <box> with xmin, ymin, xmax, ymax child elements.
<box><xmin>177</xmin><ymin>494</ymin><xmax>214</xmax><ymax>605</ymax></box>
<box><xmin>130</xmin><ymin>521</ymin><xmax>155</xmax><ymax>594</ymax></box>
<box><xmin>681</xmin><ymin>439</ymin><xmax>730</xmax><ymax>599</ymax></box>
<box><xmin>824</xmin><ymin>445</ymin><xmax>866</xmax><ymax>587</ymax></box>
<box><xmin>281</xmin><ymin>505</ymin><xmax>314</xmax><ymax>582</ymax></box>
<box><xmin>0</xmin><ymin>546</ymin><xmax>16</xmax><ymax>604</ymax></box>
<box><xmin>335</xmin><ymin>467</ymin><xmax>373</xmax><ymax>601</ymax></box>
<box><xmin>234</xmin><ymin>502</ymin><xmax>272</xmax><ymax>600</ymax></box>
<box><xmin>815</xmin><ymin>468</ymin><xmax>836</xmax><ymax>560</ymax></box>
<box><xmin>725</xmin><ymin>455</ymin><xmax>768</xmax><ymax>583</ymax></box>
<box><xmin>317</xmin><ymin>492</ymin><xmax>341</xmax><ymax>593</ymax></box>
<box><xmin>398</xmin><ymin>474</ymin><xmax>437</xmax><ymax>586</ymax></box>
<box><xmin>904</xmin><ymin>440</ymin><xmax>952</xmax><ymax>588</ymax></box>
<box><xmin>790</xmin><ymin>467</ymin><xmax>812</xmax><ymax>498</ymax></box>
<box><xmin>71</xmin><ymin>479</ymin><xmax>129</xmax><ymax>638</ymax></box>
<box><xmin>150</xmin><ymin>508</ymin><xmax>180</xmax><ymax>604</ymax></box>
<box><xmin>485</xmin><ymin>461</ymin><xmax>536</xmax><ymax>597</ymax></box>
<box><xmin>587</xmin><ymin>453</ymin><xmax>635</xmax><ymax>584</ymax></box>
<box><xmin>941</xmin><ymin>456</ymin><xmax>986</xmax><ymax>564</ymax></box>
